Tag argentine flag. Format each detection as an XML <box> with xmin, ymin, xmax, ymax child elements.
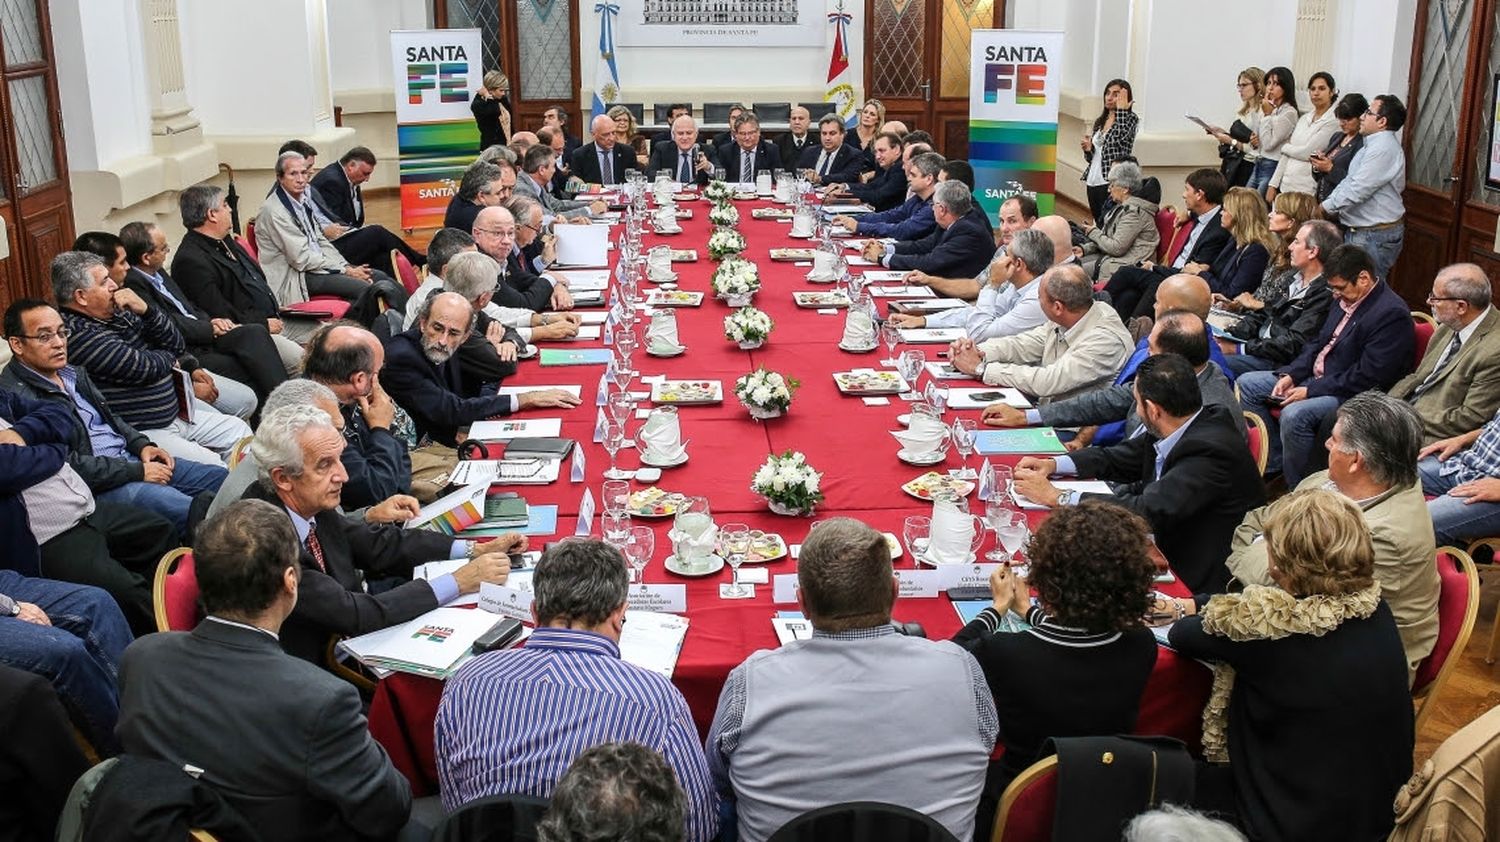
<box><xmin>592</xmin><ymin>2</ymin><xmax>621</xmax><ymax>120</ymax></box>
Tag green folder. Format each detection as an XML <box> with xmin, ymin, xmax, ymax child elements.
<box><xmin>539</xmin><ymin>349</ymin><xmax>613</xmax><ymax>366</ymax></box>
<box><xmin>973</xmin><ymin>427</ymin><xmax>1069</xmax><ymax>455</ymax></box>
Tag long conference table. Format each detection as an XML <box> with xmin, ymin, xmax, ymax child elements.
<box><xmin>366</xmin><ymin>193</ymin><xmax>1213</xmax><ymax>795</ymax></box>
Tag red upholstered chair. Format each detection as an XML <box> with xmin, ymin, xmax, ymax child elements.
<box><xmin>1242</xmin><ymin>411</ymin><xmax>1269</xmax><ymax>476</ymax></box>
<box><xmin>393</xmin><ymin>249</ymin><xmax>423</xmax><ymax>295</ymax></box>
<box><xmin>1412</xmin><ymin>313</ymin><xmax>1435</xmax><ymax>361</ymax></box>
<box><xmin>242</xmin><ymin>220</ymin><xmax>259</xmax><ymax>261</ymax></box>
<box><xmin>152</xmin><ymin>548</ymin><xmax>202</xmax><ymax>632</ymax></box>
<box><xmin>1155</xmin><ymin>211</ymin><xmax>1194</xmax><ymax>266</ymax></box>
<box><xmin>234</xmin><ymin>233</ymin><xmax>257</xmax><ymax>262</ymax></box>
<box><xmin>1412</xmin><ymin>547</ymin><xmax>1479</xmax><ymax>736</ymax></box>
<box><xmin>989</xmin><ymin>755</ymin><xmax>1058</xmax><ymax>842</ymax></box>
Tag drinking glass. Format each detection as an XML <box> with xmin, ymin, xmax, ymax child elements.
<box><xmin>601</xmin><ymin>479</ymin><xmax>631</xmax><ymax>517</ymax></box>
<box><xmin>713</xmin><ymin>166</ymin><xmax>727</xmax><ymax>182</ymax></box>
<box><xmin>602</xmin><ymin>510</ymin><xmax>632</xmax><ymax>549</ymax></box>
<box><xmin>721</xmin><ymin>522</ymin><xmax>751</xmax><ymax>597</ymax></box>
<box><xmin>926</xmin><ymin>381</ymin><xmax>950</xmax><ymax>418</ymax></box>
<box><xmin>672</xmin><ymin>496</ymin><xmax>715</xmax><ymax>568</ymax></box>
<box><xmin>984</xmin><ymin>498</ymin><xmax>1017</xmax><ymax>562</ymax></box>
<box><xmin>994</xmin><ymin>464</ymin><xmax>1015</xmax><ymax>504</ymax></box>
<box><xmin>903</xmin><ymin>515</ymin><xmax>932</xmax><ymax>567</ymax></box>
<box><xmin>898</xmin><ymin>349</ymin><xmax>926</xmax><ymax>400</ymax></box>
<box><xmin>607</xmin><ymin>391</ymin><xmax>634</xmax><ymax>427</ymax></box>
<box><xmin>602</xmin><ymin>421</ymin><xmax>629</xmax><ymax>479</ymax></box>
<box><xmin>996</xmin><ymin>512</ymin><xmax>1032</xmax><ymax>578</ymax></box>
<box><xmin>624</xmin><ymin>526</ymin><xmax>654</xmax><ymax>584</ymax></box>
<box><xmin>881</xmin><ymin>321</ymin><xmax>902</xmax><ymax>367</ymax></box>
<box><xmin>951</xmin><ymin>419</ymin><xmax>978</xmax><ymax>479</ymax></box>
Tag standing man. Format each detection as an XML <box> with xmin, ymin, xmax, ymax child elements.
<box><xmin>646</xmin><ymin>115</ymin><xmax>718</xmax><ymax>186</ymax></box>
<box><xmin>308</xmin><ymin>146</ymin><xmax>427</xmax><ymax>278</ymax></box>
<box><xmin>1320</xmin><ymin>95</ymin><xmax>1407</xmax><ymax>283</ymax></box>
<box><xmin>776</xmin><ymin>106</ymin><xmax>813</xmax><ymax>171</ymax></box>
<box><xmin>570</xmin><ymin>115</ymin><xmax>633</xmax><ymax>187</ymax></box>
<box><xmin>719</xmin><ymin>113</ymin><xmax>780</xmax><ymax>183</ymax></box>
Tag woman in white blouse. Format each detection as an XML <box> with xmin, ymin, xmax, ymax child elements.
<box><xmin>1268</xmin><ymin>72</ymin><xmax>1340</xmax><ymax>201</ymax></box>
<box><xmin>1245</xmin><ymin>66</ymin><xmax>1300</xmax><ymax>197</ymax></box>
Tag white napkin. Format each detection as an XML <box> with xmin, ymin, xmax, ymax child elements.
<box><xmin>806</xmin><ymin>250</ymin><xmax>837</xmax><ymax>282</ymax></box>
<box><xmin>647</xmin><ymin>246</ymin><xmax>674</xmax><ymax>281</ymax></box>
<box><xmin>653</xmin><ymin>207</ymin><xmax>681</xmax><ymax>232</ymax></box>
<box><xmin>640</xmin><ymin>412</ymin><xmax>684</xmax><ymax>460</ymax></box>
<box><xmin>756</xmin><ymin>172</ymin><xmax>773</xmax><ymax>194</ymax></box>
<box><xmin>646</xmin><ymin>310</ymin><xmax>682</xmax><ymax>353</ymax></box>
<box><xmin>790</xmin><ymin>210</ymin><xmax>816</xmax><ymax>238</ymax></box>
<box><xmin>908</xmin><ymin>413</ymin><xmax>948</xmax><ymax>441</ymax></box>
<box><xmin>840</xmin><ymin>305</ymin><xmax>876</xmax><ymax>348</ymax></box>
<box><xmin>928</xmin><ymin>499</ymin><xmax>976</xmax><ymax>565</ymax></box>
<box><xmin>773</xmin><ymin>178</ymin><xmax>792</xmax><ymax>203</ymax></box>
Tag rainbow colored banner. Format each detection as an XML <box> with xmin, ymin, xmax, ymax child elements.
<box><xmin>969</xmin><ymin>31</ymin><xmax>1064</xmax><ymax>226</ymax></box>
<box><xmin>395</xmin><ymin>121</ymin><xmax>480</xmax><ymax>230</ymax></box>
<box><xmin>390</xmin><ymin>30</ymin><xmax>484</xmax><ymax>230</ymax></box>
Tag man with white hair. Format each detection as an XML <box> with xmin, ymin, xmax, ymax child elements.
<box><xmin>239</xmin><ymin>403</ymin><xmax>524</xmax><ymax>664</ymax></box>
<box><xmin>383</xmin><ymin>292</ymin><xmax>581</xmax><ymax>447</ymax></box>
<box><xmin>570</xmin><ymin>114</ymin><xmax>633</xmax><ymax>186</ymax></box>
<box><xmin>905</xmin><ymin>196</ymin><xmax>1040</xmax><ymax>302</ymax></box>
<box><xmin>516</xmin><ymin>144</ymin><xmax>606</xmax><ymax>221</ymax></box>
<box><xmin>442</xmin><ymin>248</ymin><xmax>578</xmax><ymax>396</ymax></box>
<box><xmin>868</xmin><ymin>180</ymin><xmax>994</xmax><ymax>278</ymax></box>
<box><xmin>646</xmin><ymin>115</ymin><xmax>718</xmax><ymax>186</ymax></box>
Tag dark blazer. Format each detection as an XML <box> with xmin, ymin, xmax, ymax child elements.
<box><xmin>0</xmin><ymin>389</ymin><xmax>76</xmax><ymax>576</ymax></box>
<box><xmin>797</xmin><ymin>142</ymin><xmax>865</xmax><ymax>185</ymax></box>
<box><xmin>0</xmin><ymin>361</ymin><xmax>151</xmax><ymax>493</ymax></box>
<box><xmin>776</xmin><ymin>131</ymin><xmax>814</xmax><ymax>171</ymax></box>
<box><xmin>1227</xmin><ymin>273</ymin><xmax>1333</xmax><ymax>366</ymax></box>
<box><xmin>1280</xmin><ymin>280</ymin><xmax>1415</xmax><ymax>399</ymax></box>
<box><xmin>171</xmin><ymin>229</ymin><xmax>282</xmax><ymax>327</ymax></box>
<box><xmin>888</xmin><ymin>205</ymin><xmax>995</xmax><ymax>278</ymax></box>
<box><xmin>470</xmin><ymin>92</ymin><xmax>510</xmax><ymax>152</ymax></box>
<box><xmin>497</xmin><ymin>252</ymin><xmax>556</xmax><ymax>312</ymax></box>
<box><xmin>645</xmin><ymin>140</ymin><xmax>717</xmax><ymax>186</ymax></box>
<box><xmin>1069</xmin><ymin>404</ymin><xmax>1266</xmax><ymax>593</ymax></box>
<box><xmin>443</xmin><ymin>195</ymin><xmax>484</xmax><ymax>234</ymax></box>
<box><xmin>0</xmin><ymin>664</ymin><xmax>92</xmax><ymax>842</ymax></box>
<box><xmin>381</xmin><ymin>326</ymin><xmax>516</xmax><ymax>447</ymax></box>
<box><xmin>118</xmin><ymin>619</ymin><xmax>413</xmax><ymax>842</ymax></box>
<box><xmin>337</xmin><ymin>401</ymin><xmax>410</xmax><ymax>511</ymax></box>
<box><xmin>569</xmin><ymin>141</ymin><xmax>633</xmax><ymax>186</ymax></box>
<box><xmin>719</xmin><ymin>140</ymin><xmax>781</xmax><ymax>182</ymax></box>
<box><xmin>1169</xmin><ymin>600</ymin><xmax>1412</xmax><ymax>842</ymax></box>
<box><xmin>1179</xmin><ymin>208</ymin><xmax>1232</xmax><ymax>268</ymax></box>
<box><xmin>454</xmin><ymin>310</ymin><xmax>521</xmax><ymax>398</ymax></box>
<box><xmin>847</xmin><ymin>162</ymin><xmax>910</xmax><ymax>212</ymax></box>
<box><xmin>239</xmin><ymin>482</ymin><xmax>453</xmax><ymax>664</ymax></box>
<box><xmin>309</xmin><ymin>164</ymin><xmax>364</xmax><ymax>227</ymax></box>
<box><xmin>122</xmin><ymin>266</ymin><xmax>218</xmax><ymax>348</ymax></box>
<box><xmin>1198</xmin><ymin>240</ymin><xmax>1270</xmax><ymax>300</ymax></box>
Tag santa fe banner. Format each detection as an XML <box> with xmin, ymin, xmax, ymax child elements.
<box><xmin>969</xmin><ymin>30</ymin><xmax>1064</xmax><ymax>224</ymax></box>
<box><xmin>390</xmin><ymin>29</ymin><xmax>484</xmax><ymax>229</ymax></box>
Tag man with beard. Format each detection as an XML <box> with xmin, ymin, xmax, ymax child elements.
<box><xmin>382</xmin><ymin>292</ymin><xmax>579</xmax><ymax>447</ymax></box>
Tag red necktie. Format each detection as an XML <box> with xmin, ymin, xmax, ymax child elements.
<box><xmin>305</xmin><ymin>523</ymin><xmax>327</xmax><ymax>573</ymax></box>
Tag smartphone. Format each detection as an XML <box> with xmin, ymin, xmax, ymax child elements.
<box><xmin>970</xmin><ymin>391</ymin><xmax>1005</xmax><ymax>402</ymax></box>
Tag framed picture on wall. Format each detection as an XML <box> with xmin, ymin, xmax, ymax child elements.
<box><xmin>1487</xmin><ymin>74</ymin><xmax>1500</xmax><ymax>190</ymax></box>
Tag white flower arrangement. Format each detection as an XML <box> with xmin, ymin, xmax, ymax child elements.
<box><xmin>707</xmin><ymin>228</ymin><xmax>748</xmax><ymax>261</ymax></box>
<box><xmin>711</xmin><ymin>256</ymin><xmax>760</xmax><ymax>298</ymax></box>
<box><xmin>750</xmin><ymin>450</ymin><xmax>824</xmax><ymax>514</ymax></box>
<box><xmin>707</xmin><ymin>203</ymin><xmax>740</xmax><ymax>227</ymax></box>
<box><xmin>735</xmin><ymin>366</ymin><xmax>797</xmax><ymax>411</ymax></box>
<box><xmin>724</xmin><ymin>306</ymin><xmax>774</xmax><ymax>344</ymax></box>
<box><xmin>703</xmin><ymin>180</ymin><xmax>734</xmax><ymax>203</ymax></box>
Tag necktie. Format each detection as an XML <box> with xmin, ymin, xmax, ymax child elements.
<box><xmin>1411</xmin><ymin>333</ymin><xmax>1462</xmax><ymax>400</ymax></box>
<box><xmin>305</xmin><ymin>523</ymin><xmax>328</xmax><ymax>574</ymax></box>
<box><xmin>743</xmin><ymin>150</ymin><xmax>752</xmax><ymax>181</ymax></box>
<box><xmin>601</xmin><ymin>149</ymin><xmax>613</xmax><ymax>184</ymax></box>
<box><xmin>679</xmin><ymin>151</ymin><xmax>690</xmax><ymax>183</ymax></box>
<box><xmin>817</xmin><ymin>150</ymin><xmax>830</xmax><ymax>177</ymax></box>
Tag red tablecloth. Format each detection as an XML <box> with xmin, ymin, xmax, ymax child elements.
<box><xmin>366</xmin><ymin>198</ymin><xmax>1212</xmax><ymax>796</ymax></box>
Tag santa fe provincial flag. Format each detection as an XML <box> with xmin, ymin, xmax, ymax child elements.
<box><xmin>824</xmin><ymin>0</ymin><xmax>863</xmax><ymax>127</ymax></box>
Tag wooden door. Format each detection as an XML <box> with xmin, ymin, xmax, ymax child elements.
<box><xmin>0</xmin><ymin>0</ymin><xmax>73</xmax><ymax>312</ymax></box>
<box><xmin>437</xmin><ymin>0</ymin><xmax>583</xmax><ymax>139</ymax></box>
<box><xmin>1397</xmin><ymin>0</ymin><xmax>1500</xmax><ymax>305</ymax></box>
<box><xmin>865</xmin><ymin>0</ymin><xmax>1004</xmax><ymax>160</ymax></box>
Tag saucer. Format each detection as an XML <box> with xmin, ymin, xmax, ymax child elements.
<box><xmin>646</xmin><ymin>345</ymin><xmax>687</xmax><ymax>358</ymax></box>
<box><xmin>654</xmin><ymin>227</ymin><xmax>683</xmax><ymax>235</ymax></box>
<box><xmin>896</xmin><ymin>413</ymin><xmax>912</xmax><ymax>426</ymax></box>
<box><xmin>838</xmin><ymin>340</ymin><xmax>878</xmax><ymax>353</ymax></box>
<box><xmin>806</xmin><ymin>274</ymin><xmax>838</xmax><ymax>284</ymax></box>
<box><xmin>665</xmin><ymin>554</ymin><xmax>725</xmax><ymax>577</ymax></box>
<box><xmin>787</xmin><ymin>231</ymin><xmax>815</xmax><ymax>239</ymax></box>
<box><xmin>640</xmin><ymin>449</ymin><xmax>689</xmax><ymax>468</ymax></box>
<box><xmin>897</xmin><ymin>448</ymin><xmax>947</xmax><ymax>466</ymax></box>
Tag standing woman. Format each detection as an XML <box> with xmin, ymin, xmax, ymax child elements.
<box><xmin>1246</xmin><ymin>66</ymin><xmax>1301</xmax><ymax>198</ymax></box>
<box><xmin>470</xmin><ymin>70</ymin><xmax>511</xmax><ymax>153</ymax></box>
<box><xmin>1080</xmin><ymin>79</ymin><xmax>1139</xmax><ymax>224</ymax></box>
<box><xmin>1311</xmin><ymin>93</ymin><xmax>1368</xmax><ymax>207</ymax></box>
<box><xmin>1268</xmin><ymin>72</ymin><xmax>1339</xmax><ymax>200</ymax></box>
<box><xmin>1208</xmin><ymin>68</ymin><xmax>1264</xmax><ymax>187</ymax></box>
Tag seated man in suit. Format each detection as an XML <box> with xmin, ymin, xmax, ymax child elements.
<box><xmin>826</xmin><ymin>131</ymin><xmax>908</xmax><ymax>211</ymax></box>
<box><xmin>1102</xmin><ymin>168</ymin><xmax>1231</xmax><ymax>320</ymax></box>
<box><xmin>471</xmin><ymin>205</ymin><xmax>574</xmax><ymax>312</ymax></box>
<box><xmin>866</xmin><ymin>180</ymin><xmax>994</xmax><ymax>279</ymax></box>
<box><xmin>1217</xmin><ymin>219</ymin><xmax>1339</xmax><ymax>376</ymax></box>
<box><xmin>437</xmin><ymin>249</ymin><xmax>525</xmax><ymax>396</ymax></box>
<box><xmin>1238</xmin><ymin>244</ymin><xmax>1415</xmax><ymax>485</ymax></box>
<box><xmin>1388</xmin><ymin>262</ymin><xmax>1500</xmax><ymax>443</ymax></box>
<box><xmin>120</xmin><ymin>222</ymin><xmax>288</xmax><ymax>406</ymax></box>
<box><xmin>1229</xmin><ymin>393</ymin><xmax>1437</xmax><ymax>685</ymax></box>
<box><xmin>437</xmin><ymin>539</ymin><xmax>717</xmax><ymax>841</ymax></box>
<box><xmin>308</xmin><ymin>146</ymin><xmax>426</xmax><ymax>278</ymax></box>
<box><xmin>775</xmin><ymin>105</ymin><xmax>813</xmax><ymax>170</ymax></box>
<box><xmin>949</xmin><ymin>265</ymin><xmax>1135</xmax><ymax>404</ymax></box>
<box><xmin>797</xmin><ymin>115</ymin><xmax>866</xmax><ymax>186</ymax></box>
<box><xmin>1014</xmin><ymin>354</ymin><xmax>1266</xmax><ymax>593</ymax></box>
<box><xmin>888</xmin><ymin>227</ymin><xmax>1052</xmax><ymax>340</ymax></box>
<box><xmin>570</xmin><ymin>114</ymin><xmax>634</xmax><ymax>187</ymax></box>
<box><xmin>443</xmin><ymin>161</ymin><xmax>509</xmax><ymax>234</ymax></box>
<box><xmin>171</xmin><ymin>184</ymin><xmax>315</xmax><ymax>353</ymax></box>
<box><xmin>254</xmin><ymin>151</ymin><xmax>407</xmax><ymax>324</ymax></box>
<box><xmin>710</xmin><ymin>104</ymin><xmax>747</xmax><ymax>152</ymax></box>
<box><xmin>238</xmin><ymin>404</ymin><xmax>523</xmax><ymax>663</ymax></box>
<box><xmin>404</xmin><ymin>228</ymin><xmax>580</xmax><ymax>343</ymax></box>
<box><xmin>117</xmin><ymin>499</ymin><xmax>415</xmax><ymax>841</ymax></box>
<box><xmin>719</xmin><ymin>113</ymin><xmax>780</xmax><ymax>183</ymax></box>
<box><xmin>517</xmin><ymin>144</ymin><xmax>606</xmax><ymax>222</ymax></box>
<box><xmin>903</xmin><ymin>195</ymin><xmax>1040</xmax><ymax>303</ymax></box>
<box><xmin>646</xmin><ymin>115</ymin><xmax>718</xmax><ymax>187</ymax></box>
<box><xmin>830</xmin><ymin>151</ymin><xmax>943</xmax><ymax>241</ymax></box>
<box><xmin>383</xmin><ymin>292</ymin><xmax>580</xmax><ymax>447</ymax></box>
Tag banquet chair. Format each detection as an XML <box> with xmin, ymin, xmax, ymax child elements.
<box><xmin>1467</xmin><ymin>537</ymin><xmax>1500</xmax><ymax>663</ymax></box>
<box><xmin>614</xmin><ymin>102</ymin><xmax>644</xmax><ymax>124</ymax></box>
<box><xmin>1412</xmin><ymin>547</ymin><xmax>1480</xmax><ymax>736</ymax></box>
<box><xmin>1242</xmin><ymin>411</ymin><xmax>1269</xmax><ymax>476</ymax></box>
<box><xmin>326</xmin><ymin>635</ymin><xmax>378</xmax><ymax>694</ymax></box>
<box><xmin>768</xmin><ymin>801</ymin><xmax>958</xmax><ymax>842</ymax></box>
<box><xmin>392</xmin><ymin>248</ymin><xmax>423</xmax><ymax>295</ymax></box>
<box><xmin>652</xmin><ymin>103</ymin><xmax>676</xmax><ymax>125</ymax></box>
<box><xmin>226</xmin><ymin>435</ymin><xmax>253</xmax><ymax>469</ymax></box>
<box><xmin>754</xmin><ymin>102</ymin><xmax>792</xmax><ymax>123</ymax></box>
<box><xmin>990</xmin><ymin>755</ymin><xmax>1058</xmax><ymax>842</ymax></box>
<box><xmin>1411</xmin><ymin>310</ymin><xmax>1437</xmax><ymax>328</ymax></box>
<box><xmin>801</xmin><ymin>102</ymin><xmax>838</xmax><ymax>120</ymax></box>
<box><xmin>703</xmin><ymin>102</ymin><xmax>737</xmax><ymax>125</ymax></box>
<box><xmin>152</xmin><ymin>548</ymin><xmax>202</xmax><ymax>633</ymax></box>
<box><xmin>1412</xmin><ymin>314</ymin><xmax>1435</xmax><ymax>360</ymax></box>
<box><xmin>1154</xmin><ymin>209</ymin><xmax>1193</xmax><ymax>266</ymax></box>
<box><xmin>240</xmin><ymin>220</ymin><xmax>259</xmax><ymax>260</ymax></box>
<box><xmin>429</xmin><ymin>793</ymin><xmax>549</xmax><ymax>842</ymax></box>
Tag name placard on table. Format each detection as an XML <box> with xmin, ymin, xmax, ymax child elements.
<box><xmin>626</xmin><ymin>583</ymin><xmax>688</xmax><ymax>613</ymax></box>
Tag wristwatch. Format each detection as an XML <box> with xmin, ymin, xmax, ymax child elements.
<box><xmin>1056</xmin><ymin>490</ymin><xmax>1071</xmax><ymax>507</ymax></box>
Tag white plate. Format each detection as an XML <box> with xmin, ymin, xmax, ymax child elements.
<box><xmin>640</xmin><ymin>449</ymin><xmax>688</xmax><ymax>468</ymax></box>
<box><xmin>664</xmin><ymin>554</ymin><xmax>726</xmax><ymax>577</ymax></box>
<box><xmin>897</xmin><ymin>448</ymin><xmax>947</xmax><ymax>466</ymax></box>
<box><xmin>645</xmin><ymin>345</ymin><xmax>687</xmax><ymax>358</ymax></box>
<box><xmin>896</xmin><ymin>413</ymin><xmax>912</xmax><ymax>426</ymax></box>
<box><xmin>653</xmin><ymin>227</ymin><xmax>683</xmax><ymax>235</ymax></box>
<box><xmin>838</xmin><ymin>341</ymin><xmax>878</xmax><ymax>353</ymax></box>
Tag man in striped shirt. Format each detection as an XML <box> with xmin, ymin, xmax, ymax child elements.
<box><xmin>435</xmin><ymin>540</ymin><xmax>716</xmax><ymax>841</ymax></box>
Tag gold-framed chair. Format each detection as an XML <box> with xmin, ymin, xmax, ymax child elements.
<box><xmin>1411</xmin><ymin>547</ymin><xmax>1480</xmax><ymax>736</ymax></box>
<box><xmin>151</xmin><ymin>547</ymin><xmax>201</xmax><ymax>633</ymax></box>
<box><xmin>1242</xmin><ymin>410</ymin><xmax>1270</xmax><ymax>477</ymax></box>
<box><xmin>990</xmin><ymin>754</ymin><xmax>1059</xmax><ymax>842</ymax></box>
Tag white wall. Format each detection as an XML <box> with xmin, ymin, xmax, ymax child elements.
<box><xmin>50</xmin><ymin>0</ymin><xmax>152</xmax><ymax>171</ymax></box>
<box><xmin>327</xmin><ymin>0</ymin><xmax>431</xmax><ymax>95</ymax></box>
<box><xmin>1329</xmin><ymin>0</ymin><xmax>1418</xmax><ymax>100</ymax></box>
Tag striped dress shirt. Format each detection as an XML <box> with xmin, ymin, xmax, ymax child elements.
<box><xmin>435</xmin><ymin>626</ymin><xmax>717</xmax><ymax>841</ymax></box>
<box><xmin>60</xmin><ymin>305</ymin><xmax>184</xmax><ymax>431</ymax></box>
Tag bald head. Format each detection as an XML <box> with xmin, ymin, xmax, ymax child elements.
<box><xmin>302</xmin><ymin>323</ymin><xmax>383</xmax><ymax>401</ymax></box>
<box><xmin>474</xmin><ymin>205</ymin><xmax>514</xmax><ymax>230</ymax></box>
<box><xmin>590</xmin><ymin>114</ymin><xmax>617</xmax><ymax>147</ymax></box>
<box><xmin>471</xmin><ymin>205</ymin><xmax>516</xmax><ymax>261</ymax></box>
<box><xmin>880</xmin><ymin>120</ymin><xmax>909</xmax><ymax>136</ymax></box>
<box><xmin>1031</xmin><ymin>216</ymin><xmax>1073</xmax><ymax>266</ymax></box>
<box><xmin>1153</xmin><ymin>274</ymin><xmax>1212</xmax><ymax>320</ymax></box>
<box><xmin>511</xmin><ymin>130</ymin><xmax>538</xmax><ymax>148</ymax></box>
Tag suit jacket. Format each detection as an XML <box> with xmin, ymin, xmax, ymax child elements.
<box><xmin>1280</xmin><ymin>280</ymin><xmax>1415</xmax><ymax>399</ymax></box>
<box><xmin>847</xmin><ymin>162</ymin><xmax>910</xmax><ymax>212</ymax></box>
<box><xmin>381</xmin><ymin>326</ymin><xmax>516</xmax><ymax>447</ymax></box>
<box><xmin>0</xmin><ymin>361</ymin><xmax>152</xmax><ymax>492</ymax></box>
<box><xmin>253</xmin><ymin>190</ymin><xmax>349</xmax><ymax>305</ymax></box>
<box><xmin>975</xmin><ymin>301</ymin><xmax>1136</xmax><ymax>403</ymax></box>
<box><xmin>1225</xmin><ymin>471</ymin><xmax>1439</xmax><ymax>684</ymax></box>
<box><xmin>171</xmin><ymin>230</ymin><xmax>282</xmax><ymax>327</ymax></box>
<box><xmin>645</xmin><ymin>141</ymin><xmax>718</xmax><ymax>186</ymax></box>
<box><xmin>309</xmin><ymin>164</ymin><xmax>364</xmax><ymax>227</ymax></box>
<box><xmin>719</xmin><ymin>140</ymin><xmax>781</xmax><ymax>182</ymax></box>
<box><xmin>239</xmin><ymin>482</ymin><xmax>453</xmax><ymax>664</ymax></box>
<box><xmin>569</xmin><ymin>141</ymin><xmax>634</xmax><ymax>186</ymax></box>
<box><xmin>0</xmin><ymin>664</ymin><xmax>92</xmax><ymax>842</ymax></box>
<box><xmin>513</xmin><ymin>169</ymin><xmax>591</xmax><ymax>219</ymax></box>
<box><xmin>1070</xmin><ymin>404</ymin><xmax>1266</xmax><ymax>593</ymax></box>
<box><xmin>797</xmin><ymin>142</ymin><xmax>865</xmax><ymax>185</ymax></box>
<box><xmin>888</xmin><ymin>206</ymin><xmax>996</xmax><ymax>278</ymax></box>
<box><xmin>1198</xmin><ymin>240</ymin><xmax>1270</xmax><ymax>300</ymax></box>
<box><xmin>1390</xmin><ymin>307</ymin><xmax>1500</xmax><ymax>443</ymax></box>
<box><xmin>443</xmin><ymin>195</ymin><xmax>484</xmax><ymax>234</ymax></box>
<box><xmin>498</xmin><ymin>252</ymin><xmax>555</xmax><ymax>312</ymax></box>
<box><xmin>0</xmin><ymin>389</ymin><xmax>78</xmax><ymax>577</ymax></box>
<box><xmin>776</xmin><ymin>131</ymin><xmax>814</xmax><ymax>171</ymax></box>
<box><xmin>1227</xmin><ymin>273</ymin><xmax>1332</xmax><ymax>366</ymax></box>
<box><xmin>118</xmin><ymin>619</ymin><xmax>412</xmax><ymax>842</ymax></box>
<box><xmin>123</xmin><ymin>266</ymin><xmax>218</xmax><ymax>349</ymax></box>
<box><xmin>1171</xmin><ymin>207</ymin><xmax>1231</xmax><ymax>270</ymax></box>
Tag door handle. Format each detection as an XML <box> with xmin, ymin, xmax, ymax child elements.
<box><xmin>1443</xmin><ymin>175</ymin><xmax>1460</xmax><ymax>184</ymax></box>
<box><xmin>919</xmin><ymin>79</ymin><xmax>931</xmax><ymax>99</ymax></box>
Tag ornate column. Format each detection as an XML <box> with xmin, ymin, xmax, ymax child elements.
<box><xmin>1292</xmin><ymin>0</ymin><xmax>1338</xmax><ymax>86</ymax></box>
<box><xmin>140</xmin><ymin>0</ymin><xmax>203</xmax><ymax>148</ymax></box>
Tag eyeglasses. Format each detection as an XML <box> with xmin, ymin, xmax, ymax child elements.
<box><xmin>1426</xmin><ymin>294</ymin><xmax>1463</xmax><ymax>304</ymax></box>
<box><xmin>1363</xmin><ymin>108</ymin><xmax>1382</xmax><ymax>118</ymax></box>
<box><xmin>519</xmin><ymin>222</ymin><xmax>541</xmax><ymax>234</ymax></box>
<box><xmin>16</xmin><ymin>327</ymin><xmax>71</xmax><ymax>343</ymax></box>
<box><xmin>474</xmin><ymin>227</ymin><xmax>515</xmax><ymax>237</ymax></box>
